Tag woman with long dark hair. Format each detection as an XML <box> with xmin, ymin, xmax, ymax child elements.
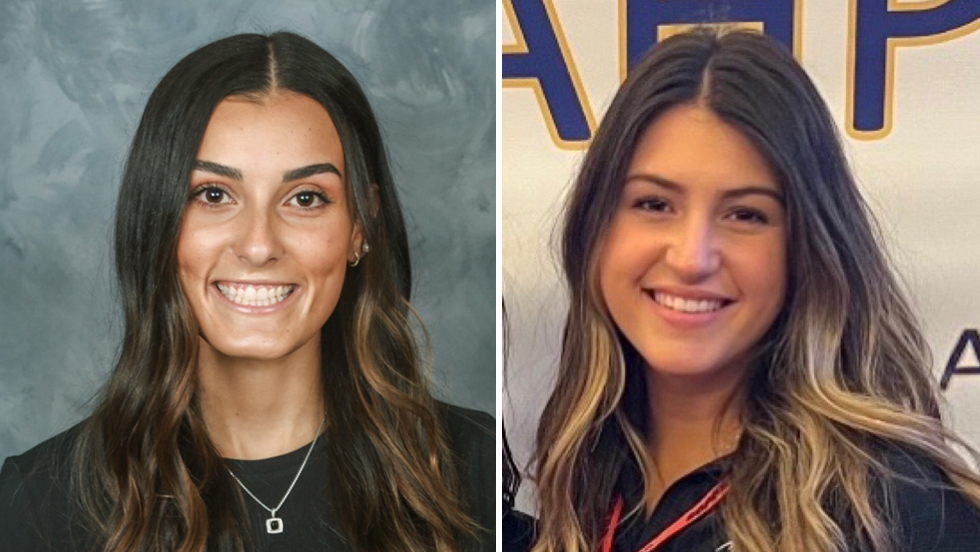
<box><xmin>0</xmin><ymin>32</ymin><xmax>492</xmax><ymax>552</ymax></box>
<box><xmin>523</xmin><ymin>30</ymin><xmax>980</xmax><ymax>551</ymax></box>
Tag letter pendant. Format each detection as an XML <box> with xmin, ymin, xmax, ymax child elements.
<box><xmin>266</xmin><ymin>516</ymin><xmax>283</xmax><ymax>534</ymax></box>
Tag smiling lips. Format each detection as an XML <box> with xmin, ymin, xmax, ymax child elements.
<box><xmin>215</xmin><ymin>282</ymin><xmax>296</xmax><ymax>307</ymax></box>
<box><xmin>649</xmin><ymin>290</ymin><xmax>731</xmax><ymax>314</ymax></box>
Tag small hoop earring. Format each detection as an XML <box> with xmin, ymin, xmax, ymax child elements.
<box><xmin>349</xmin><ymin>251</ymin><xmax>361</xmax><ymax>267</ymax></box>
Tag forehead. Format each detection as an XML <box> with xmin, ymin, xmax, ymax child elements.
<box><xmin>196</xmin><ymin>91</ymin><xmax>345</xmax><ymax>177</ymax></box>
<box><xmin>626</xmin><ymin>103</ymin><xmax>778</xmax><ymax>193</ymax></box>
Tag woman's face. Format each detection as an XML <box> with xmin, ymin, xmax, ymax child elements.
<box><xmin>177</xmin><ymin>91</ymin><xmax>361</xmax><ymax>362</ymax></box>
<box><xmin>598</xmin><ymin>103</ymin><xmax>786</xmax><ymax>385</ymax></box>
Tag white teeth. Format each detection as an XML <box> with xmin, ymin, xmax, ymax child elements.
<box><xmin>653</xmin><ymin>291</ymin><xmax>724</xmax><ymax>313</ymax></box>
<box><xmin>216</xmin><ymin>283</ymin><xmax>295</xmax><ymax>307</ymax></box>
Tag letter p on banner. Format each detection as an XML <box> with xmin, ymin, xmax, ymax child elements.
<box><xmin>849</xmin><ymin>0</ymin><xmax>980</xmax><ymax>139</ymax></box>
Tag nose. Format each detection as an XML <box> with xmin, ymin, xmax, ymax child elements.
<box><xmin>233</xmin><ymin>204</ymin><xmax>283</xmax><ymax>266</ymax></box>
<box><xmin>664</xmin><ymin>214</ymin><xmax>720</xmax><ymax>281</ymax></box>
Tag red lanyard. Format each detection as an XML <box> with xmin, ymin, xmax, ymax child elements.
<box><xmin>599</xmin><ymin>479</ymin><xmax>730</xmax><ymax>552</ymax></box>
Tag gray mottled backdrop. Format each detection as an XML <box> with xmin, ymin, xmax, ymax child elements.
<box><xmin>0</xmin><ymin>0</ymin><xmax>495</xmax><ymax>461</ymax></box>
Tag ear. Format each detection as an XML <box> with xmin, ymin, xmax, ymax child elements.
<box><xmin>348</xmin><ymin>184</ymin><xmax>380</xmax><ymax>264</ymax></box>
<box><xmin>348</xmin><ymin>218</ymin><xmax>365</xmax><ymax>265</ymax></box>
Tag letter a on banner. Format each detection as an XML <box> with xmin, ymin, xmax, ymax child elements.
<box><xmin>849</xmin><ymin>0</ymin><xmax>980</xmax><ymax>139</ymax></box>
<box><xmin>940</xmin><ymin>329</ymin><xmax>980</xmax><ymax>390</ymax></box>
<box><xmin>502</xmin><ymin>0</ymin><xmax>595</xmax><ymax>148</ymax></box>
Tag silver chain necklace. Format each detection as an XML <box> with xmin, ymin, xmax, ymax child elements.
<box><xmin>226</xmin><ymin>415</ymin><xmax>326</xmax><ymax>534</ymax></box>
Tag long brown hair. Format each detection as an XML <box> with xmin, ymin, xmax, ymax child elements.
<box><xmin>534</xmin><ymin>29</ymin><xmax>980</xmax><ymax>552</ymax></box>
<box><xmin>72</xmin><ymin>32</ymin><xmax>474</xmax><ymax>552</ymax></box>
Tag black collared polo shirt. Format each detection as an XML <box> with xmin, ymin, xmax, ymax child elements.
<box><xmin>611</xmin><ymin>456</ymin><xmax>731</xmax><ymax>552</ymax></box>
<box><xmin>605</xmin><ymin>448</ymin><xmax>980</xmax><ymax>552</ymax></box>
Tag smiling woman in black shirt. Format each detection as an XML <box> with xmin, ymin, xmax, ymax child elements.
<box><xmin>0</xmin><ymin>32</ymin><xmax>492</xmax><ymax>552</ymax></box>
<box><xmin>521</xmin><ymin>29</ymin><xmax>980</xmax><ymax>552</ymax></box>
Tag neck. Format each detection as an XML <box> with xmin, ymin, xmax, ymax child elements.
<box><xmin>197</xmin><ymin>337</ymin><xmax>325</xmax><ymax>460</ymax></box>
<box><xmin>645</xmin><ymin>367</ymin><xmax>746</xmax><ymax>492</ymax></box>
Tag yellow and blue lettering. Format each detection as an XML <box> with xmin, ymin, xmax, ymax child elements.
<box><xmin>620</xmin><ymin>0</ymin><xmax>801</xmax><ymax>78</ymax></box>
<box><xmin>502</xmin><ymin>0</ymin><xmax>595</xmax><ymax>148</ymax></box>
<box><xmin>848</xmin><ymin>0</ymin><xmax>980</xmax><ymax>139</ymax></box>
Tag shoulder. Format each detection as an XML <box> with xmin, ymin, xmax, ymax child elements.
<box><xmin>2</xmin><ymin>422</ymin><xmax>82</xmax><ymax>495</ymax></box>
<box><xmin>876</xmin><ymin>445</ymin><xmax>980</xmax><ymax>552</ymax></box>
<box><xmin>434</xmin><ymin>399</ymin><xmax>494</xmax><ymax>485</ymax></box>
<box><xmin>435</xmin><ymin>401</ymin><xmax>495</xmax><ymax>551</ymax></box>
<box><xmin>437</xmin><ymin>400</ymin><xmax>494</xmax><ymax>450</ymax></box>
<box><xmin>0</xmin><ymin>423</ymin><xmax>88</xmax><ymax>551</ymax></box>
<box><xmin>503</xmin><ymin>505</ymin><xmax>537</xmax><ymax>552</ymax></box>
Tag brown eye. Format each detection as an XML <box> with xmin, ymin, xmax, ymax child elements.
<box><xmin>191</xmin><ymin>185</ymin><xmax>232</xmax><ymax>207</ymax></box>
<box><xmin>633</xmin><ymin>197</ymin><xmax>672</xmax><ymax>213</ymax></box>
<box><xmin>295</xmin><ymin>192</ymin><xmax>315</xmax><ymax>207</ymax></box>
<box><xmin>287</xmin><ymin>190</ymin><xmax>329</xmax><ymax>209</ymax></box>
<box><xmin>727</xmin><ymin>208</ymin><xmax>769</xmax><ymax>224</ymax></box>
<box><xmin>205</xmin><ymin>189</ymin><xmax>225</xmax><ymax>203</ymax></box>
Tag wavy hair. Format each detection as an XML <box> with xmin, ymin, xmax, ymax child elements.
<box><xmin>533</xmin><ymin>29</ymin><xmax>980</xmax><ymax>552</ymax></box>
<box><xmin>71</xmin><ymin>32</ymin><xmax>474</xmax><ymax>552</ymax></box>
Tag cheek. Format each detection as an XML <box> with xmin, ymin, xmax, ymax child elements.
<box><xmin>595</xmin><ymin>240</ymin><xmax>624</xmax><ymax>308</ymax></box>
<box><xmin>175</xmin><ymin>225</ymin><xmax>220</xmax><ymax>283</ymax></box>
<box><xmin>173</xmin><ymin>227</ymin><xmax>214</xmax><ymax>326</ymax></box>
<box><xmin>597</xmin><ymin>224</ymin><xmax>661</xmax><ymax>291</ymax></box>
<box><xmin>291</xmin><ymin>223</ymin><xmax>350</xmax><ymax>277</ymax></box>
<box><xmin>175</xmin><ymin>231</ymin><xmax>202</xmax><ymax>286</ymax></box>
<box><xmin>740</xmin><ymin>239</ymin><xmax>787</xmax><ymax>313</ymax></box>
<box><xmin>597</xmin><ymin>223</ymin><xmax>632</xmax><ymax>279</ymax></box>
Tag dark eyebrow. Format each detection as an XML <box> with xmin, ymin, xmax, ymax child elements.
<box><xmin>193</xmin><ymin>160</ymin><xmax>242</xmax><ymax>180</ymax></box>
<box><xmin>624</xmin><ymin>173</ymin><xmax>784</xmax><ymax>204</ymax></box>
<box><xmin>192</xmin><ymin>161</ymin><xmax>343</xmax><ymax>183</ymax></box>
<box><xmin>283</xmin><ymin>163</ymin><xmax>343</xmax><ymax>182</ymax></box>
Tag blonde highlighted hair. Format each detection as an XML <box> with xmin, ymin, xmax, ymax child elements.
<box><xmin>532</xmin><ymin>29</ymin><xmax>980</xmax><ymax>552</ymax></box>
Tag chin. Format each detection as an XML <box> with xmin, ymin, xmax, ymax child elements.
<box><xmin>217</xmin><ymin>346</ymin><xmax>292</xmax><ymax>362</ymax></box>
<box><xmin>202</xmin><ymin>335</ymin><xmax>304</xmax><ymax>363</ymax></box>
<box><xmin>642</xmin><ymin>345</ymin><xmax>752</xmax><ymax>384</ymax></box>
<box><xmin>648</xmin><ymin>362</ymin><xmax>724</xmax><ymax>379</ymax></box>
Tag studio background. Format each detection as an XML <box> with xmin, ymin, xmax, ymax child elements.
<box><xmin>0</xmin><ymin>0</ymin><xmax>495</xmax><ymax>461</ymax></box>
<box><xmin>503</xmin><ymin>0</ymin><xmax>980</xmax><ymax>512</ymax></box>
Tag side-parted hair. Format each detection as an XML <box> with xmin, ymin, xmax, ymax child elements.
<box><xmin>534</xmin><ymin>29</ymin><xmax>980</xmax><ymax>552</ymax></box>
<box><xmin>73</xmin><ymin>32</ymin><xmax>474</xmax><ymax>552</ymax></box>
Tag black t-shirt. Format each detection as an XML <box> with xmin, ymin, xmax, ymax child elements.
<box><xmin>507</xmin><ymin>448</ymin><xmax>980</xmax><ymax>552</ymax></box>
<box><xmin>0</xmin><ymin>402</ymin><xmax>494</xmax><ymax>552</ymax></box>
